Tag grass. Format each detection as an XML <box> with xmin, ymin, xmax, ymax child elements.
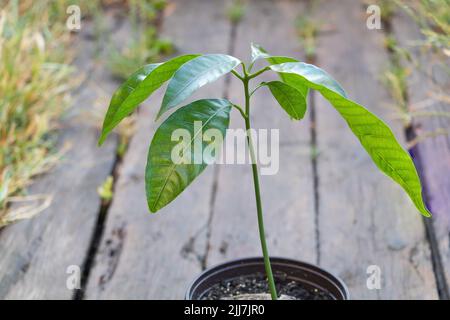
<box><xmin>382</xmin><ymin>36</ymin><xmax>413</xmax><ymax>126</ymax></box>
<box><xmin>0</xmin><ymin>1</ymin><xmax>78</xmax><ymax>226</ymax></box>
<box><xmin>226</xmin><ymin>0</ymin><xmax>246</xmax><ymax>24</ymax></box>
<box><xmin>381</xmin><ymin>0</ymin><xmax>450</xmax><ymax>146</ymax></box>
<box><xmin>395</xmin><ymin>0</ymin><xmax>450</xmax><ymax>55</ymax></box>
<box><xmin>105</xmin><ymin>0</ymin><xmax>174</xmax><ymax>174</ymax></box>
<box><xmin>376</xmin><ymin>0</ymin><xmax>397</xmax><ymax>26</ymax></box>
<box><xmin>295</xmin><ymin>0</ymin><xmax>322</xmax><ymax>62</ymax></box>
<box><xmin>98</xmin><ymin>175</ymin><xmax>114</xmax><ymax>203</ymax></box>
<box><xmin>0</xmin><ymin>0</ymin><xmax>170</xmax><ymax>226</ymax></box>
<box><xmin>295</xmin><ymin>15</ymin><xmax>321</xmax><ymax>62</ymax></box>
<box><xmin>107</xmin><ymin>0</ymin><xmax>173</xmax><ymax>80</ymax></box>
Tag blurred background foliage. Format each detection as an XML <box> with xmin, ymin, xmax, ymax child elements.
<box><xmin>107</xmin><ymin>0</ymin><xmax>173</xmax><ymax>79</ymax></box>
<box><xmin>380</xmin><ymin>0</ymin><xmax>450</xmax><ymax>146</ymax></box>
<box><xmin>0</xmin><ymin>0</ymin><xmax>448</xmax><ymax>225</ymax></box>
<box><xmin>399</xmin><ymin>0</ymin><xmax>450</xmax><ymax>55</ymax></box>
<box><xmin>0</xmin><ymin>0</ymin><xmax>171</xmax><ymax>225</ymax></box>
<box><xmin>0</xmin><ymin>0</ymin><xmax>76</xmax><ymax>221</ymax></box>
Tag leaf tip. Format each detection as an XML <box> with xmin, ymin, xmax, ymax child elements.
<box><xmin>148</xmin><ymin>201</ymin><xmax>159</xmax><ymax>214</ymax></box>
<box><xmin>415</xmin><ymin>193</ymin><xmax>432</xmax><ymax>217</ymax></box>
<box><xmin>421</xmin><ymin>207</ymin><xmax>432</xmax><ymax>218</ymax></box>
<box><xmin>155</xmin><ymin>109</ymin><xmax>164</xmax><ymax>121</ymax></box>
<box><xmin>98</xmin><ymin>134</ymin><xmax>106</xmax><ymax>147</ymax></box>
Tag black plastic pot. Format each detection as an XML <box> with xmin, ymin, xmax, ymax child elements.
<box><xmin>186</xmin><ymin>257</ymin><xmax>349</xmax><ymax>300</ymax></box>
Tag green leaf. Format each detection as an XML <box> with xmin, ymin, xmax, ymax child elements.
<box><xmin>159</xmin><ymin>54</ymin><xmax>241</xmax><ymax>118</ymax></box>
<box><xmin>266</xmin><ymin>56</ymin><xmax>308</xmax><ymax>98</ymax></box>
<box><xmin>251</xmin><ymin>42</ymin><xmax>270</xmax><ymax>63</ymax></box>
<box><xmin>265</xmin><ymin>81</ymin><xmax>307</xmax><ymax>120</ymax></box>
<box><xmin>99</xmin><ymin>54</ymin><xmax>199</xmax><ymax>145</ymax></box>
<box><xmin>250</xmin><ymin>43</ymin><xmax>298</xmax><ymax>76</ymax></box>
<box><xmin>99</xmin><ymin>63</ymin><xmax>159</xmax><ymax>145</ymax></box>
<box><xmin>265</xmin><ymin>56</ymin><xmax>298</xmax><ymax>65</ymax></box>
<box><xmin>249</xmin><ymin>43</ymin><xmax>309</xmax><ymax>97</ymax></box>
<box><xmin>271</xmin><ymin>62</ymin><xmax>346</xmax><ymax>97</ymax></box>
<box><xmin>249</xmin><ymin>43</ymin><xmax>308</xmax><ymax>97</ymax></box>
<box><xmin>250</xmin><ymin>44</ymin><xmax>298</xmax><ymax>66</ymax></box>
<box><xmin>146</xmin><ymin>99</ymin><xmax>231</xmax><ymax>212</ymax></box>
<box><xmin>271</xmin><ymin>62</ymin><xmax>431</xmax><ymax>217</ymax></box>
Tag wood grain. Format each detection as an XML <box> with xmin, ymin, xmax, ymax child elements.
<box><xmin>84</xmin><ymin>0</ymin><xmax>232</xmax><ymax>299</ymax></box>
<box><xmin>0</xmin><ymin>0</ymin><xmax>444</xmax><ymax>300</ymax></box>
<box><xmin>207</xmin><ymin>0</ymin><xmax>317</xmax><ymax>268</ymax></box>
<box><xmin>314</xmin><ymin>0</ymin><xmax>437</xmax><ymax>299</ymax></box>
<box><xmin>392</xmin><ymin>10</ymin><xmax>450</xmax><ymax>297</ymax></box>
<box><xmin>0</xmin><ymin>16</ymin><xmax>120</xmax><ymax>299</ymax></box>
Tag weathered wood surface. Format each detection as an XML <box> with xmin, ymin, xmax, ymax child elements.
<box><xmin>84</xmin><ymin>0</ymin><xmax>233</xmax><ymax>299</ymax></box>
<box><xmin>207</xmin><ymin>0</ymin><xmax>317</xmax><ymax>267</ymax></box>
<box><xmin>0</xmin><ymin>0</ymin><xmax>446</xmax><ymax>300</ymax></box>
<box><xmin>314</xmin><ymin>0</ymin><xmax>437</xmax><ymax>299</ymax></box>
<box><xmin>0</xmin><ymin>16</ymin><xmax>120</xmax><ymax>299</ymax></box>
<box><xmin>392</xmin><ymin>10</ymin><xmax>450</xmax><ymax>298</ymax></box>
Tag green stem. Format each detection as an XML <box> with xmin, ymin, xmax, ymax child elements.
<box><xmin>232</xmin><ymin>104</ymin><xmax>247</xmax><ymax>119</ymax></box>
<box><xmin>231</xmin><ymin>69</ymin><xmax>244</xmax><ymax>81</ymax></box>
<box><xmin>243</xmin><ymin>77</ymin><xmax>278</xmax><ymax>300</ymax></box>
<box><xmin>248</xmin><ymin>66</ymin><xmax>270</xmax><ymax>79</ymax></box>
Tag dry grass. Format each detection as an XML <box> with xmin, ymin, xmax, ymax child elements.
<box><xmin>382</xmin><ymin>0</ymin><xmax>450</xmax><ymax>142</ymax></box>
<box><xmin>0</xmin><ymin>0</ymin><xmax>172</xmax><ymax>226</ymax></box>
<box><xmin>0</xmin><ymin>1</ymin><xmax>79</xmax><ymax>225</ymax></box>
<box><xmin>396</xmin><ymin>0</ymin><xmax>450</xmax><ymax>56</ymax></box>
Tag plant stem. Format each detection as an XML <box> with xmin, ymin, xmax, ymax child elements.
<box><xmin>248</xmin><ymin>66</ymin><xmax>270</xmax><ymax>79</ymax></box>
<box><xmin>232</xmin><ymin>103</ymin><xmax>247</xmax><ymax>119</ymax></box>
<box><xmin>231</xmin><ymin>69</ymin><xmax>244</xmax><ymax>81</ymax></box>
<box><xmin>243</xmin><ymin>77</ymin><xmax>278</xmax><ymax>300</ymax></box>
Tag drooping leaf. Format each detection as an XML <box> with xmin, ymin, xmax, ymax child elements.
<box><xmin>265</xmin><ymin>81</ymin><xmax>307</xmax><ymax>120</ymax></box>
<box><xmin>249</xmin><ymin>43</ymin><xmax>309</xmax><ymax>98</ymax></box>
<box><xmin>158</xmin><ymin>54</ymin><xmax>241</xmax><ymax>118</ymax></box>
<box><xmin>99</xmin><ymin>54</ymin><xmax>199</xmax><ymax>145</ymax></box>
<box><xmin>249</xmin><ymin>43</ymin><xmax>308</xmax><ymax>96</ymax></box>
<box><xmin>266</xmin><ymin>56</ymin><xmax>309</xmax><ymax>98</ymax></box>
<box><xmin>271</xmin><ymin>62</ymin><xmax>431</xmax><ymax>217</ymax></box>
<box><xmin>146</xmin><ymin>99</ymin><xmax>231</xmax><ymax>212</ymax></box>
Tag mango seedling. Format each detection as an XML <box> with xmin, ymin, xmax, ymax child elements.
<box><xmin>99</xmin><ymin>43</ymin><xmax>431</xmax><ymax>300</ymax></box>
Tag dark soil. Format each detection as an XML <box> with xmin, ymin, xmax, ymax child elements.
<box><xmin>202</xmin><ymin>272</ymin><xmax>334</xmax><ymax>300</ymax></box>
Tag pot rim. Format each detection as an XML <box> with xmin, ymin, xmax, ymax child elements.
<box><xmin>185</xmin><ymin>256</ymin><xmax>350</xmax><ymax>300</ymax></box>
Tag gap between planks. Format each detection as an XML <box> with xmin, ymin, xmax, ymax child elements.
<box><xmin>201</xmin><ymin>9</ymin><xmax>240</xmax><ymax>270</ymax></box>
<box><xmin>0</xmin><ymin>12</ymin><xmax>122</xmax><ymax>300</ymax></box>
<box><xmin>390</xmin><ymin>9</ymin><xmax>450</xmax><ymax>299</ymax></box>
<box><xmin>83</xmin><ymin>0</ymin><xmax>234</xmax><ymax>299</ymax></box>
<box><xmin>205</xmin><ymin>0</ymin><xmax>317</xmax><ymax>270</ymax></box>
<box><xmin>313</xmin><ymin>0</ymin><xmax>438</xmax><ymax>299</ymax></box>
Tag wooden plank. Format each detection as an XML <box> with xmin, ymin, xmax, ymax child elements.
<box><xmin>207</xmin><ymin>0</ymin><xmax>317</xmax><ymax>267</ymax></box>
<box><xmin>84</xmin><ymin>0</ymin><xmax>233</xmax><ymax>299</ymax></box>
<box><xmin>314</xmin><ymin>0</ymin><xmax>437</xmax><ymax>299</ymax></box>
<box><xmin>0</xmin><ymin>16</ymin><xmax>120</xmax><ymax>299</ymax></box>
<box><xmin>392</xmin><ymin>10</ymin><xmax>450</xmax><ymax>297</ymax></box>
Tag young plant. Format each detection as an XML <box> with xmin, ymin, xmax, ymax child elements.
<box><xmin>99</xmin><ymin>43</ymin><xmax>431</xmax><ymax>300</ymax></box>
<box><xmin>0</xmin><ymin>1</ymin><xmax>76</xmax><ymax>225</ymax></box>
